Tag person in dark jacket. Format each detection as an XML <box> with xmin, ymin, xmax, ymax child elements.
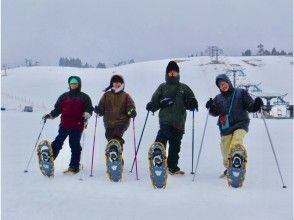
<box><xmin>43</xmin><ymin>76</ymin><xmax>93</xmax><ymax>174</ymax></box>
<box><xmin>94</xmin><ymin>74</ymin><xmax>136</xmax><ymax>149</ymax></box>
<box><xmin>146</xmin><ymin>61</ymin><xmax>198</xmax><ymax>175</ymax></box>
<box><xmin>205</xmin><ymin>74</ymin><xmax>263</xmax><ymax>176</ymax></box>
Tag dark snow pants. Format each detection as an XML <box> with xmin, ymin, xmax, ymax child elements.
<box><xmin>105</xmin><ymin>124</ymin><xmax>128</xmax><ymax>150</ymax></box>
<box><xmin>155</xmin><ymin>125</ymin><xmax>184</xmax><ymax>170</ymax></box>
<box><xmin>52</xmin><ymin>126</ymin><xmax>83</xmax><ymax>169</ymax></box>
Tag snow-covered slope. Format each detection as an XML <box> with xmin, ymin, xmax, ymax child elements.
<box><xmin>1</xmin><ymin>56</ymin><xmax>293</xmax><ymax>220</ymax></box>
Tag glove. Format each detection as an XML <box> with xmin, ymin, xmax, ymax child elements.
<box><xmin>253</xmin><ymin>97</ymin><xmax>264</xmax><ymax>112</ymax></box>
<box><xmin>146</xmin><ymin>102</ymin><xmax>156</xmax><ymax>112</ymax></box>
<box><xmin>205</xmin><ymin>98</ymin><xmax>214</xmax><ymax>109</ymax></box>
<box><xmin>83</xmin><ymin>112</ymin><xmax>91</xmax><ymax>120</ymax></box>
<box><xmin>159</xmin><ymin>97</ymin><xmax>175</xmax><ymax>108</ymax></box>
<box><xmin>42</xmin><ymin>114</ymin><xmax>52</xmax><ymax>121</ymax></box>
<box><xmin>94</xmin><ymin>105</ymin><xmax>103</xmax><ymax>116</ymax></box>
<box><xmin>186</xmin><ymin>98</ymin><xmax>198</xmax><ymax>111</ymax></box>
<box><xmin>127</xmin><ymin>108</ymin><xmax>137</xmax><ymax>118</ymax></box>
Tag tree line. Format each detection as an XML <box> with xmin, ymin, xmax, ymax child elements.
<box><xmin>242</xmin><ymin>44</ymin><xmax>292</xmax><ymax>56</ymax></box>
<box><xmin>58</xmin><ymin>57</ymin><xmax>135</xmax><ymax>68</ymax></box>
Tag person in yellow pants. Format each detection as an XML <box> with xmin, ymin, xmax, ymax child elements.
<box><xmin>205</xmin><ymin>74</ymin><xmax>263</xmax><ymax>180</ymax></box>
<box><xmin>220</xmin><ymin>129</ymin><xmax>246</xmax><ymax>169</ymax></box>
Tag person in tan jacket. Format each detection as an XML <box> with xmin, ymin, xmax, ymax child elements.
<box><xmin>94</xmin><ymin>74</ymin><xmax>136</xmax><ymax>148</ymax></box>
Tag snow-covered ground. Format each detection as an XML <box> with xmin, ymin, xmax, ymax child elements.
<box><xmin>1</xmin><ymin>56</ymin><xmax>293</xmax><ymax>220</ymax></box>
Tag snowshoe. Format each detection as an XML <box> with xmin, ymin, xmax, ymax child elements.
<box><xmin>37</xmin><ymin>140</ymin><xmax>54</xmax><ymax>177</ymax></box>
<box><xmin>105</xmin><ymin>139</ymin><xmax>123</xmax><ymax>182</ymax></box>
<box><xmin>148</xmin><ymin>142</ymin><xmax>168</xmax><ymax>189</ymax></box>
<box><xmin>227</xmin><ymin>145</ymin><xmax>247</xmax><ymax>188</ymax></box>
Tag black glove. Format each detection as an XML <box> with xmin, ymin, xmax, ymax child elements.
<box><xmin>94</xmin><ymin>105</ymin><xmax>103</xmax><ymax>116</ymax></box>
<box><xmin>42</xmin><ymin>114</ymin><xmax>52</xmax><ymax>121</ymax></box>
<box><xmin>159</xmin><ymin>97</ymin><xmax>174</xmax><ymax>108</ymax></box>
<box><xmin>127</xmin><ymin>108</ymin><xmax>137</xmax><ymax>118</ymax></box>
<box><xmin>146</xmin><ymin>102</ymin><xmax>156</xmax><ymax>112</ymax></box>
<box><xmin>186</xmin><ymin>98</ymin><xmax>198</xmax><ymax>111</ymax></box>
<box><xmin>253</xmin><ymin>97</ymin><xmax>264</xmax><ymax>112</ymax></box>
<box><xmin>205</xmin><ymin>98</ymin><xmax>214</xmax><ymax>109</ymax></box>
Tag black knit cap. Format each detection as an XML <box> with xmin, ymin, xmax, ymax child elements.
<box><xmin>111</xmin><ymin>75</ymin><xmax>124</xmax><ymax>84</ymax></box>
<box><xmin>104</xmin><ymin>74</ymin><xmax>125</xmax><ymax>92</ymax></box>
<box><xmin>166</xmin><ymin>61</ymin><xmax>179</xmax><ymax>74</ymax></box>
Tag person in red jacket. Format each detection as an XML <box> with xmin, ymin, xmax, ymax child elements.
<box><xmin>43</xmin><ymin>76</ymin><xmax>93</xmax><ymax>174</ymax></box>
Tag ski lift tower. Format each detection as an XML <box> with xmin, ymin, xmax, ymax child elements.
<box><xmin>225</xmin><ymin>67</ymin><xmax>246</xmax><ymax>87</ymax></box>
<box><xmin>205</xmin><ymin>46</ymin><xmax>223</xmax><ymax>64</ymax></box>
<box><xmin>238</xmin><ymin>82</ymin><xmax>262</xmax><ymax>93</ymax></box>
<box><xmin>252</xmin><ymin>92</ymin><xmax>292</xmax><ymax>118</ymax></box>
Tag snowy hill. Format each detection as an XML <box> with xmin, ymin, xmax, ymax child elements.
<box><xmin>1</xmin><ymin>56</ymin><xmax>293</xmax><ymax>220</ymax></box>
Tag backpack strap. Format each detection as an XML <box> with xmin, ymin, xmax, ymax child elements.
<box><xmin>227</xmin><ymin>89</ymin><xmax>236</xmax><ymax>115</ymax></box>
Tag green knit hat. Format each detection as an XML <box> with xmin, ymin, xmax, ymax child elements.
<box><xmin>69</xmin><ymin>77</ymin><xmax>79</xmax><ymax>84</ymax></box>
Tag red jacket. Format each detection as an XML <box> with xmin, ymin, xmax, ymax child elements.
<box><xmin>50</xmin><ymin>77</ymin><xmax>93</xmax><ymax>129</ymax></box>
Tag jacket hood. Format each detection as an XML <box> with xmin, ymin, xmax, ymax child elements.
<box><xmin>215</xmin><ymin>74</ymin><xmax>233</xmax><ymax>92</ymax></box>
<box><xmin>68</xmin><ymin>76</ymin><xmax>81</xmax><ymax>92</ymax></box>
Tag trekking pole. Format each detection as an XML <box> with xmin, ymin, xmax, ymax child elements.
<box><xmin>192</xmin><ymin>111</ymin><xmax>209</xmax><ymax>181</ymax></box>
<box><xmin>130</xmin><ymin>111</ymin><xmax>150</xmax><ymax>173</ymax></box>
<box><xmin>90</xmin><ymin>115</ymin><xmax>98</xmax><ymax>177</ymax></box>
<box><xmin>24</xmin><ymin>119</ymin><xmax>47</xmax><ymax>173</ymax></box>
<box><xmin>132</xmin><ymin>118</ymin><xmax>139</xmax><ymax>180</ymax></box>
<box><xmin>79</xmin><ymin>121</ymin><xmax>87</xmax><ymax>181</ymax></box>
<box><xmin>191</xmin><ymin>110</ymin><xmax>195</xmax><ymax>174</ymax></box>
<box><xmin>261</xmin><ymin>111</ymin><xmax>287</xmax><ymax>188</ymax></box>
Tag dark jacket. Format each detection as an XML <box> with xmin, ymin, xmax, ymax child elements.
<box><xmin>99</xmin><ymin>90</ymin><xmax>135</xmax><ymax>129</ymax></box>
<box><xmin>210</xmin><ymin>74</ymin><xmax>257</xmax><ymax>136</ymax></box>
<box><xmin>50</xmin><ymin>76</ymin><xmax>93</xmax><ymax>129</ymax></box>
<box><xmin>149</xmin><ymin>73</ymin><xmax>196</xmax><ymax>132</ymax></box>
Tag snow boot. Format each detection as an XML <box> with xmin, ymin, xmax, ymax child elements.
<box><xmin>168</xmin><ymin>167</ymin><xmax>185</xmax><ymax>175</ymax></box>
<box><xmin>219</xmin><ymin>169</ymin><xmax>227</xmax><ymax>178</ymax></box>
<box><xmin>63</xmin><ymin>167</ymin><xmax>80</xmax><ymax>175</ymax></box>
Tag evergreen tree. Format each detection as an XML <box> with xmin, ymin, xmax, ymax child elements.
<box><xmin>96</xmin><ymin>62</ymin><xmax>106</xmax><ymax>68</ymax></box>
<box><xmin>59</xmin><ymin>57</ymin><xmax>65</xmax><ymax>66</ymax></box>
<box><xmin>242</xmin><ymin>49</ymin><xmax>252</xmax><ymax>56</ymax></box>
<box><xmin>83</xmin><ymin>62</ymin><xmax>90</xmax><ymax>68</ymax></box>
<box><xmin>257</xmin><ymin>44</ymin><xmax>264</xmax><ymax>56</ymax></box>
<box><xmin>264</xmin><ymin>50</ymin><xmax>271</xmax><ymax>56</ymax></box>
<box><xmin>280</xmin><ymin>50</ymin><xmax>286</xmax><ymax>55</ymax></box>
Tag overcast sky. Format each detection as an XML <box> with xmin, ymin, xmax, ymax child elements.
<box><xmin>1</xmin><ymin>0</ymin><xmax>293</xmax><ymax>67</ymax></box>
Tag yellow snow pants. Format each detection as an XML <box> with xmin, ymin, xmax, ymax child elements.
<box><xmin>220</xmin><ymin>129</ymin><xmax>247</xmax><ymax>168</ymax></box>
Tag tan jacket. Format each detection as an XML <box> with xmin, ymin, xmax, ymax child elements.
<box><xmin>99</xmin><ymin>91</ymin><xmax>135</xmax><ymax>129</ymax></box>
